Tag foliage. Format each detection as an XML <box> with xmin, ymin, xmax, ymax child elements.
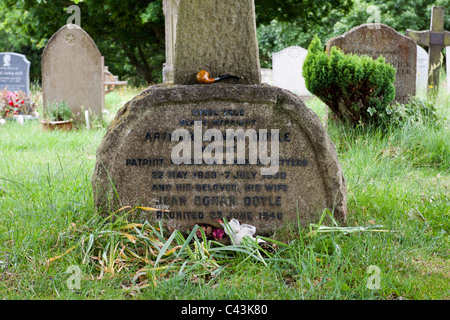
<box><xmin>303</xmin><ymin>36</ymin><xmax>396</xmax><ymax>126</ymax></box>
<box><xmin>44</xmin><ymin>101</ymin><xmax>72</xmax><ymax>121</ymax></box>
<box><xmin>0</xmin><ymin>89</ymin><xmax>36</xmax><ymax>118</ymax></box>
<box><xmin>385</xmin><ymin>98</ymin><xmax>443</xmax><ymax>128</ymax></box>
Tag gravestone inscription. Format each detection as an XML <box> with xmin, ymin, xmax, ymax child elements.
<box><xmin>0</xmin><ymin>52</ymin><xmax>30</xmax><ymax>95</ymax></box>
<box><xmin>93</xmin><ymin>85</ymin><xmax>347</xmax><ymax>234</ymax></box>
<box><xmin>42</xmin><ymin>24</ymin><xmax>104</xmax><ymax>117</ymax></box>
<box><xmin>327</xmin><ymin>24</ymin><xmax>416</xmax><ymax>104</ymax></box>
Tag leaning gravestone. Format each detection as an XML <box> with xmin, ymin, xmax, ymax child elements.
<box><xmin>42</xmin><ymin>24</ymin><xmax>104</xmax><ymax>117</ymax></box>
<box><xmin>416</xmin><ymin>45</ymin><xmax>429</xmax><ymax>94</ymax></box>
<box><xmin>0</xmin><ymin>52</ymin><xmax>30</xmax><ymax>95</ymax></box>
<box><xmin>272</xmin><ymin>46</ymin><xmax>312</xmax><ymax>99</ymax></box>
<box><xmin>93</xmin><ymin>0</ymin><xmax>347</xmax><ymax>235</ymax></box>
<box><xmin>327</xmin><ymin>24</ymin><xmax>416</xmax><ymax>104</ymax></box>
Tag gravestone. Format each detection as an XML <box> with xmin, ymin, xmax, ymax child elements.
<box><xmin>0</xmin><ymin>52</ymin><xmax>30</xmax><ymax>95</ymax></box>
<box><xmin>162</xmin><ymin>0</ymin><xmax>180</xmax><ymax>83</ymax></box>
<box><xmin>406</xmin><ymin>7</ymin><xmax>450</xmax><ymax>93</ymax></box>
<box><xmin>93</xmin><ymin>0</ymin><xmax>347</xmax><ymax>235</ymax></box>
<box><xmin>260</xmin><ymin>68</ymin><xmax>273</xmax><ymax>85</ymax></box>
<box><xmin>416</xmin><ymin>45</ymin><xmax>429</xmax><ymax>94</ymax></box>
<box><xmin>327</xmin><ymin>24</ymin><xmax>417</xmax><ymax>104</ymax></box>
<box><xmin>42</xmin><ymin>24</ymin><xmax>104</xmax><ymax>117</ymax></box>
<box><xmin>173</xmin><ymin>0</ymin><xmax>261</xmax><ymax>85</ymax></box>
<box><xmin>272</xmin><ymin>46</ymin><xmax>311</xmax><ymax>99</ymax></box>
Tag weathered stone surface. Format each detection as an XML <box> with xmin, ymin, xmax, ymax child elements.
<box><xmin>92</xmin><ymin>84</ymin><xmax>347</xmax><ymax>235</ymax></box>
<box><xmin>42</xmin><ymin>24</ymin><xmax>104</xmax><ymax>117</ymax></box>
<box><xmin>173</xmin><ymin>0</ymin><xmax>261</xmax><ymax>85</ymax></box>
<box><xmin>327</xmin><ymin>24</ymin><xmax>416</xmax><ymax>104</ymax></box>
<box><xmin>272</xmin><ymin>46</ymin><xmax>311</xmax><ymax>98</ymax></box>
<box><xmin>0</xmin><ymin>52</ymin><xmax>30</xmax><ymax>95</ymax></box>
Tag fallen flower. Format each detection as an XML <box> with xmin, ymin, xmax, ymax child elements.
<box><xmin>220</xmin><ymin>219</ymin><xmax>265</xmax><ymax>245</ymax></box>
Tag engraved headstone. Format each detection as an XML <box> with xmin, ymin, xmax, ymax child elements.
<box><xmin>0</xmin><ymin>52</ymin><xmax>30</xmax><ymax>95</ymax></box>
<box><xmin>42</xmin><ymin>24</ymin><xmax>104</xmax><ymax>117</ymax></box>
<box><xmin>173</xmin><ymin>0</ymin><xmax>261</xmax><ymax>85</ymax></box>
<box><xmin>327</xmin><ymin>24</ymin><xmax>417</xmax><ymax>104</ymax></box>
<box><xmin>93</xmin><ymin>1</ymin><xmax>347</xmax><ymax>235</ymax></box>
<box><xmin>416</xmin><ymin>45</ymin><xmax>429</xmax><ymax>94</ymax></box>
<box><xmin>272</xmin><ymin>46</ymin><xmax>311</xmax><ymax>98</ymax></box>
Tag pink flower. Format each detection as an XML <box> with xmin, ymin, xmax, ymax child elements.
<box><xmin>212</xmin><ymin>229</ymin><xmax>225</xmax><ymax>240</ymax></box>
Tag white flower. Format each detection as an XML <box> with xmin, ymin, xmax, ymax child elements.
<box><xmin>221</xmin><ymin>218</ymin><xmax>265</xmax><ymax>245</ymax></box>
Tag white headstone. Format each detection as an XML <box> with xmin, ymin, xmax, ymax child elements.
<box><xmin>447</xmin><ymin>46</ymin><xmax>450</xmax><ymax>94</ymax></box>
<box><xmin>272</xmin><ymin>46</ymin><xmax>311</xmax><ymax>98</ymax></box>
<box><xmin>416</xmin><ymin>45</ymin><xmax>429</xmax><ymax>94</ymax></box>
<box><xmin>260</xmin><ymin>68</ymin><xmax>273</xmax><ymax>85</ymax></box>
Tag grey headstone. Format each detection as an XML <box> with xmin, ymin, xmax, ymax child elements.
<box><xmin>327</xmin><ymin>24</ymin><xmax>417</xmax><ymax>104</ymax></box>
<box><xmin>272</xmin><ymin>46</ymin><xmax>311</xmax><ymax>98</ymax></box>
<box><xmin>173</xmin><ymin>0</ymin><xmax>261</xmax><ymax>85</ymax></box>
<box><xmin>42</xmin><ymin>24</ymin><xmax>104</xmax><ymax>117</ymax></box>
<box><xmin>0</xmin><ymin>52</ymin><xmax>30</xmax><ymax>95</ymax></box>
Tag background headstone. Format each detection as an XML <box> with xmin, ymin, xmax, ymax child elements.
<box><xmin>173</xmin><ymin>0</ymin><xmax>261</xmax><ymax>85</ymax></box>
<box><xmin>260</xmin><ymin>68</ymin><xmax>273</xmax><ymax>85</ymax></box>
<box><xmin>162</xmin><ymin>0</ymin><xmax>180</xmax><ymax>83</ymax></box>
<box><xmin>42</xmin><ymin>24</ymin><xmax>104</xmax><ymax>117</ymax></box>
<box><xmin>0</xmin><ymin>52</ymin><xmax>30</xmax><ymax>95</ymax></box>
<box><xmin>93</xmin><ymin>85</ymin><xmax>347</xmax><ymax>234</ymax></box>
<box><xmin>272</xmin><ymin>46</ymin><xmax>311</xmax><ymax>99</ymax></box>
<box><xmin>327</xmin><ymin>24</ymin><xmax>416</xmax><ymax>104</ymax></box>
<box><xmin>416</xmin><ymin>45</ymin><xmax>429</xmax><ymax>94</ymax></box>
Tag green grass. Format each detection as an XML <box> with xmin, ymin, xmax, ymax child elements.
<box><xmin>0</xmin><ymin>86</ymin><xmax>449</xmax><ymax>300</ymax></box>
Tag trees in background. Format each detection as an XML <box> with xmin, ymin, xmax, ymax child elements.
<box><xmin>0</xmin><ymin>0</ymin><xmax>448</xmax><ymax>85</ymax></box>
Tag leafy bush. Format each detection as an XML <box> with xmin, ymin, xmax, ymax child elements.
<box><xmin>303</xmin><ymin>35</ymin><xmax>396</xmax><ymax>126</ymax></box>
<box><xmin>45</xmin><ymin>102</ymin><xmax>73</xmax><ymax>121</ymax></box>
<box><xmin>385</xmin><ymin>98</ymin><xmax>443</xmax><ymax>128</ymax></box>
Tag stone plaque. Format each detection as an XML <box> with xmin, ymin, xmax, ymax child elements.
<box><xmin>0</xmin><ymin>52</ymin><xmax>30</xmax><ymax>95</ymax></box>
<box><xmin>93</xmin><ymin>84</ymin><xmax>347</xmax><ymax>235</ymax></box>
<box><xmin>272</xmin><ymin>46</ymin><xmax>311</xmax><ymax>98</ymax></box>
<box><xmin>327</xmin><ymin>24</ymin><xmax>416</xmax><ymax>104</ymax></box>
<box><xmin>42</xmin><ymin>24</ymin><xmax>104</xmax><ymax>117</ymax></box>
<box><xmin>173</xmin><ymin>0</ymin><xmax>261</xmax><ymax>85</ymax></box>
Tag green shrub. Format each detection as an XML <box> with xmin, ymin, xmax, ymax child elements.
<box><xmin>303</xmin><ymin>35</ymin><xmax>396</xmax><ymax>126</ymax></box>
<box><xmin>45</xmin><ymin>101</ymin><xmax>73</xmax><ymax>121</ymax></box>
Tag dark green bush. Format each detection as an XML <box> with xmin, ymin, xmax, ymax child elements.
<box><xmin>303</xmin><ymin>35</ymin><xmax>396</xmax><ymax>126</ymax></box>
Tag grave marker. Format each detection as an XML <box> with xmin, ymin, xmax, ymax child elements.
<box><xmin>406</xmin><ymin>6</ymin><xmax>450</xmax><ymax>93</ymax></box>
<box><xmin>416</xmin><ymin>45</ymin><xmax>429</xmax><ymax>94</ymax></box>
<box><xmin>0</xmin><ymin>52</ymin><xmax>30</xmax><ymax>95</ymax></box>
<box><xmin>272</xmin><ymin>46</ymin><xmax>311</xmax><ymax>99</ymax></box>
<box><xmin>173</xmin><ymin>0</ymin><xmax>261</xmax><ymax>85</ymax></box>
<box><xmin>93</xmin><ymin>0</ymin><xmax>347</xmax><ymax>234</ymax></box>
<box><xmin>42</xmin><ymin>24</ymin><xmax>104</xmax><ymax>117</ymax></box>
<box><xmin>162</xmin><ymin>0</ymin><xmax>180</xmax><ymax>83</ymax></box>
<box><xmin>327</xmin><ymin>24</ymin><xmax>417</xmax><ymax>104</ymax></box>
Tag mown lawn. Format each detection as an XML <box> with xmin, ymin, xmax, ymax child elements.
<box><xmin>0</xmin><ymin>86</ymin><xmax>448</xmax><ymax>300</ymax></box>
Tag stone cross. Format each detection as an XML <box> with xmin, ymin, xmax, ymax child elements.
<box><xmin>406</xmin><ymin>6</ymin><xmax>450</xmax><ymax>93</ymax></box>
<box><xmin>173</xmin><ymin>0</ymin><xmax>261</xmax><ymax>85</ymax></box>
